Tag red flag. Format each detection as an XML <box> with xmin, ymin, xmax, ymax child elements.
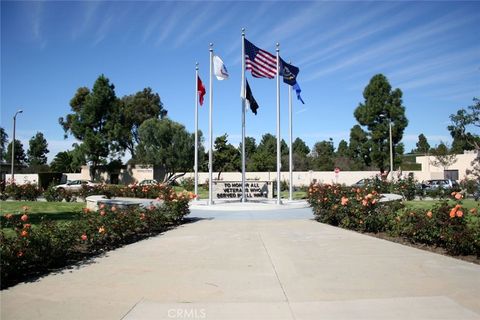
<box><xmin>197</xmin><ymin>76</ymin><xmax>206</xmax><ymax>106</ymax></box>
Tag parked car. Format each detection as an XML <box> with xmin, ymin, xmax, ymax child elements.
<box><xmin>352</xmin><ymin>179</ymin><xmax>369</xmax><ymax>187</ymax></box>
<box><xmin>473</xmin><ymin>183</ymin><xmax>480</xmax><ymax>201</ymax></box>
<box><xmin>138</xmin><ymin>179</ymin><xmax>158</xmax><ymax>186</ymax></box>
<box><xmin>421</xmin><ymin>179</ymin><xmax>458</xmax><ymax>190</ymax></box>
<box><xmin>54</xmin><ymin>180</ymin><xmax>97</xmax><ymax>192</ymax></box>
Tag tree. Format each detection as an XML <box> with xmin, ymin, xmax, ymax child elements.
<box><xmin>0</xmin><ymin>127</ymin><xmax>8</xmax><ymax>162</ymax></box>
<box><xmin>348</xmin><ymin>125</ymin><xmax>371</xmax><ymax>170</ymax></box>
<box><xmin>250</xmin><ymin>133</ymin><xmax>287</xmax><ymax>172</ymax></box>
<box><xmin>448</xmin><ymin>98</ymin><xmax>480</xmax><ymax>152</ymax></box>
<box><xmin>293</xmin><ymin>137</ymin><xmax>310</xmax><ymax>156</ymax></box>
<box><xmin>239</xmin><ymin>136</ymin><xmax>257</xmax><ymax>171</ymax></box>
<box><xmin>311</xmin><ymin>139</ymin><xmax>335</xmax><ymax>171</ymax></box>
<box><xmin>59</xmin><ymin>75</ymin><xmax>118</xmax><ymax>180</ymax></box>
<box><xmin>27</xmin><ymin>132</ymin><xmax>49</xmax><ymax>167</ymax></box>
<box><xmin>136</xmin><ymin>118</ymin><xmax>195</xmax><ymax>183</ymax></box>
<box><xmin>336</xmin><ymin>140</ymin><xmax>349</xmax><ymax>157</ymax></box>
<box><xmin>354</xmin><ymin>74</ymin><xmax>408</xmax><ymax>173</ymax></box>
<box><xmin>5</xmin><ymin>139</ymin><xmax>26</xmax><ymax>166</ymax></box>
<box><xmin>112</xmin><ymin>87</ymin><xmax>167</xmax><ymax>159</ymax></box>
<box><xmin>448</xmin><ymin>97</ymin><xmax>480</xmax><ymax>180</ymax></box>
<box><xmin>430</xmin><ymin>143</ymin><xmax>457</xmax><ymax>177</ymax></box>
<box><xmin>213</xmin><ymin>134</ymin><xmax>240</xmax><ymax>179</ymax></box>
<box><xmin>415</xmin><ymin>134</ymin><xmax>430</xmax><ymax>155</ymax></box>
<box><xmin>50</xmin><ymin>149</ymin><xmax>84</xmax><ymax>173</ymax></box>
<box><xmin>292</xmin><ymin>137</ymin><xmax>310</xmax><ymax>171</ymax></box>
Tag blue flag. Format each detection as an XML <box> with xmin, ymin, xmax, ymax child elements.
<box><xmin>279</xmin><ymin>58</ymin><xmax>299</xmax><ymax>86</ymax></box>
<box><xmin>293</xmin><ymin>82</ymin><xmax>305</xmax><ymax>104</ymax></box>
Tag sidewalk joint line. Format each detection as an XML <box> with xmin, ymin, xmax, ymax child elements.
<box><xmin>120</xmin><ymin>297</ymin><xmax>144</xmax><ymax>320</ymax></box>
<box><xmin>258</xmin><ymin>232</ymin><xmax>297</xmax><ymax>320</ymax></box>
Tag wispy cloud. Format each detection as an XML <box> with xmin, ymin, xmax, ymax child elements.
<box><xmin>173</xmin><ymin>3</ymin><xmax>215</xmax><ymax>48</ymax></box>
<box><xmin>31</xmin><ymin>1</ymin><xmax>46</xmax><ymax>49</ymax></box>
<box><xmin>302</xmin><ymin>9</ymin><xmax>477</xmax><ymax>82</ymax></box>
<box><xmin>92</xmin><ymin>14</ymin><xmax>114</xmax><ymax>46</ymax></box>
<box><xmin>295</xmin><ymin>108</ymin><xmax>308</xmax><ymax>115</ymax></box>
<box><xmin>71</xmin><ymin>1</ymin><xmax>101</xmax><ymax>41</ymax></box>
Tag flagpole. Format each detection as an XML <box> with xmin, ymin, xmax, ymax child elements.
<box><xmin>241</xmin><ymin>28</ymin><xmax>246</xmax><ymax>203</ymax></box>
<box><xmin>288</xmin><ymin>62</ymin><xmax>293</xmax><ymax>202</ymax></box>
<box><xmin>208</xmin><ymin>43</ymin><xmax>214</xmax><ymax>205</ymax></box>
<box><xmin>276</xmin><ymin>43</ymin><xmax>281</xmax><ymax>205</ymax></box>
<box><xmin>194</xmin><ymin>62</ymin><xmax>199</xmax><ymax>200</ymax></box>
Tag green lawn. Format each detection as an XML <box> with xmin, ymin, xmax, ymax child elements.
<box><xmin>1</xmin><ymin>201</ymin><xmax>85</xmax><ymax>224</ymax></box>
<box><xmin>404</xmin><ymin>199</ymin><xmax>479</xmax><ymax>211</ymax></box>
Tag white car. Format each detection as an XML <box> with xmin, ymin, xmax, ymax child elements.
<box><xmin>54</xmin><ymin>180</ymin><xmax>97</xmax><ymax>192</ymax></box>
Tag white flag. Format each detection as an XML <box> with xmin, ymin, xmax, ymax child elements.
<box><xmin>213</xmin><ymin>55</ymin><xmax>229</xmax><ymax>80</ymax></box>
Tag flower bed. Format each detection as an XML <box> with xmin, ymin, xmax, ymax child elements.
<box><xmin>0</xmin><ymin>188</ymin><xmax>194</xmax><ymax>289</ymax></box>
<box><xmin>307</xmin><ymin>183</ymin><xmax>480</xmax><ymax>259</ymax></box>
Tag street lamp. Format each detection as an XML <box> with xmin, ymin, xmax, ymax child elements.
<box><xmin>11</xmin><ymin>109</ymin><xmax>23</xmax><ymax>182</ymax></box>
<box><xmin>380</xmin><ymin>114</ymin><xmax>393</xmax><ymax>178</ymax></box>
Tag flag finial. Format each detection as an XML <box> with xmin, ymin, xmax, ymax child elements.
<box><xmin>196</xmin><ymin>62</ymin><xmax>198</xmax><ymax>70</ymax></box>
<box><xmin>242</xmin><ymin>28</ymin><xmax>245</xmax><ymax>35</ymax></box>
<box><xmin>276</xmin><ymin>43</ymin><xmax>279</xmax><ymax>52</ymax></box>
<box><xmin>209</xmin><ymin>43</ymin><xmax>213</xmax><ymax>51</ymax></box>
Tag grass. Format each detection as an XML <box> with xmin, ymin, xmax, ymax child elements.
<box><xmin>1</xmin><ymin>201</ymin><xmax>85</xmax><ymax>224</ymax></box>
<box><xmin>404</xmin><ymin>199</ymin><xmax>479</xmax><ymax>211</ymax></box>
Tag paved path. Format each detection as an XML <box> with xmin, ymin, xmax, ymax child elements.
<box><xmin>1</xmin><ymin>205</ymin><xmax>480</xmax><ymax>320</ymax></box>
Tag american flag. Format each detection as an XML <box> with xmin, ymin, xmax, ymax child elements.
<box><xmin>244</xmin><ymin>38</ymin><xmax>277</xmax><ymax>79</ymax></box>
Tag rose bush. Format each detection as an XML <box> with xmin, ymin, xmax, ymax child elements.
<box><xmin>308</xmin><ymin>182</ymin><xmax>480</xmax><ymax>257</ymax></box>
<box><xmin>0</xmin><ymin>188</ymin><xmax>193</xmax><ymax>289</ymax></box>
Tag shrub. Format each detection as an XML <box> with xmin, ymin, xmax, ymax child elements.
<box><xmin>0</xmin><ymin>191</ymin><xmax>193</xmax><ymax>288</ymax></box>
<box><xmin>307</xmin><ymin>182</ymin><xmax>480</xmax><ymax>257</ymax></box>
<box><xmin>180</xmin><ymin>177</ymin><xmax>195</xmax><ymax>192</ymax></box>
<box><xmin>3</xmin><ymin>182</ymin><xmax>42</xmax><ymax>201</ymax></box>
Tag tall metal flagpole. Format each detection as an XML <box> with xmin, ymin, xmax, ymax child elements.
<box><xmin>288</xmin><ymin>68</ymin><xmax>293</xmax><ymax>202</ymax></box>
<box><xmin>208</xmin><ymin>43</ymin><xmax>214</xmax><ymax>205</ymax></box>
<box><xmin>276</xmin><ymin>43</ymin><xmax>281</xmax><ymax>205</ymax></box>
<box><xmin>241</xmin><ymin>28</ymin><xmax>246</xmax><ymax>203</ymax></box>
<box><xmin>194</xmin><ymin>63</ymin><xmax>199</xmax><ymax>200</ymax></box>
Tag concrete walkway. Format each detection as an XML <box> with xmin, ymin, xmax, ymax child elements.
<box><xmin>1</xmin><ymin>204</ymin><xmax>480</xmax><ymax>320</ymax></box>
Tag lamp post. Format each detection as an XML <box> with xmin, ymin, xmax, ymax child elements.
<box><xmin>11</xmin><ymin>109</ymin><xmax>23</xmax><ymax>182</ymax></box>
<box><xmin>389</xmin><ymin>120</ymin><xmax>393</xmax><ymax>178</ymax></box>
<box><xmin>380</xmin><ymin>114</ymin><xmax>393</xmax><ymax>178</ymax></box>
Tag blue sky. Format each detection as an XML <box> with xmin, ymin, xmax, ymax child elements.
<box><xmin>1</xmin><ymin>1</ymin><xmax>479</xmax><ymax>163</ymax></box>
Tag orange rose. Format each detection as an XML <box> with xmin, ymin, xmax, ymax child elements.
<box><xmin>426</xmin><ymin>211</ymin><xmax>433</xmax><ymax>218</ymax></box>
<box><xmin>456</xmin><ymin>210</ymin><xmax>463</xmax><ymax>218</ymax></box>
<box><xmin>111</xmin><ymin>206</ymin><xmax>117</xmax><ymax>212</ymax></box>
<box><xmin>449</xmin><ymin>208</ymin><xmax>457</xmax><ymax>218</ymax></box>
<box><xmin>20</xmin><ymin>230</ymin><xmax>28</xmax><ymax>237</ymax></box>
<box><xmin>23</xmin><ymin>223</ymin><xmax>31</xmax><ymax>229</ymax></box>
<box><xmin>20</xmin><ymin>214</ymin><xmax>28</xmax><ymax>222</ymax></box>
<box><xmin>17</xmin><ymin>251</ymin><xmax>24</xmax><ymax>258</ymax></box>
<box><xmin>362</xmin><ymin>199</ymin><xmax>368</xmax><ymax>206</ymax></box>
<box><xmin>81</xmin><ymin>234</ymin><xmax>88</xmax><ymax>241</ymax></box>
<box><xmin>98</xmin><ymin>226</ymin><xmax>105</xmax><ymax>234</ymax></box>
<box><xmin>455</xmin><ymin>193</ymin><xmax>463</xmax><ymax>200</ymax></box>
<box><xmin>4</xmin><ymin>213</ymin><xmax>13</xmax><ymax>219</ymax></box>
<box><xmin>341</xmin><ymin>197</ymin><xmax>349</xmax><ymax>206</ymax></box>
<box><xmin>100</xmin><ymin>210</ymin><xmax>106</xmax><ymax>216</ymax></box>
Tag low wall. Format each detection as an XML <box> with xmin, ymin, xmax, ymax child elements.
<box><xmin>181</xmin><ymin>170</ymin><xmax>430</xmax><ymax>187</ymax></box>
